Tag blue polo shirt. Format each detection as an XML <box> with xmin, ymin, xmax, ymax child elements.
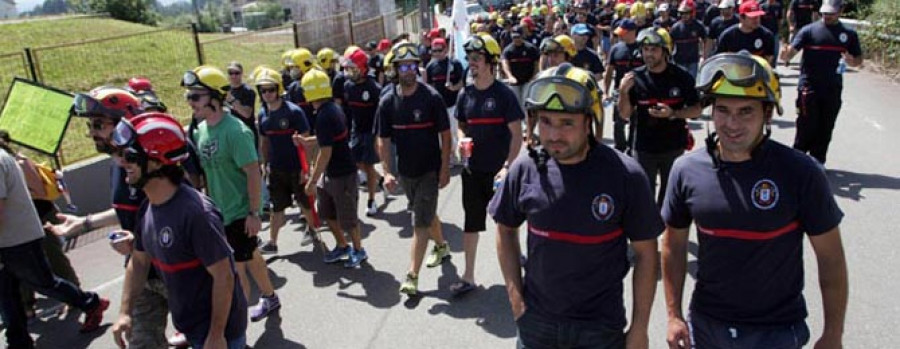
<box><xmin>314</xmin><ymin>101</ymin><xmax>356</xmax><ymax>177</ymax></box>
<box><xmin>791</xmin><ymin>20</ymin><xmax>862</xmax><ymax>88</ymax></box>
<box><xmin>258</xmin><ymin>100</ymin><xmax>310</xmax><ymax>171</ymax></box>
<box><xmin>376</xmin><ymin>82</ymin><xmax>450</xmax><ymax>178</ymax></box>
<box><xmin>571</xmin><ymin>48</ymin><xmax>605</xmax><ymax>76</ymax></box>
<box><xmin>455</xmin><ymin>80</ymin><xmax>524</xmax><ymax>173</ymax></box>
<box><xmin>662</xmin><ymin>140</ymin><xmax>843</xmax><ymax>325</ymax></box>
<box><xmin>489</xmin><ymin>142</ymin><xmax>663</xmax><ymax>329</ymax></box>
<box><xmin>111</xmin><ymin>164</ymin><xmax>144</xmax><ymax>231</ymax></box>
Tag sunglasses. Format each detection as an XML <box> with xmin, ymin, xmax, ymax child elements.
<box><xmin>397</xmin><ymin>62</ymin><xmax>418</xmax><ymax>73</ymax></box>
<box><xmin>185</xmin><ymin>92</ymin><xmax>209</xmax><ymax>102</ymax></box>
<box><xmin>115</xmin><ymin>147</ymin><xmax>142</xmax><ymax>164</ymax></box>
<box><xmin>259</xmin><ymin>87</ymin><xmax>277</xmax><ymax>94</ymax></box>
<box><xmin>85</xmin><ymin>119</ymin><xmax>114</xmax><ymax>131</ymax></box>
<box><xmin>228</xmin><ymin>71</ymin><xmax>242</xmax><ymax>76</ymax></box>
<box><xmin>466</xmin><ymin>53</ymin><xmax>486</xmax><ymax>62</ymax></box>
<box><xmin>431</xmin><ymin>48</ymin><xmax>445</xmax><ymax>53</ymax></box>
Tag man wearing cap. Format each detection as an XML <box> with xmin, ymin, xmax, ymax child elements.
<box><xmin>706</xmin><ymin>0</ymin><xmax>739</xmax><ymax>58</ymax></box>
<box><xmin>501</xmin><ymin>25</ymin><xmax>541</xmax><ymax>104</ymax></box>
<box><xmin>780</xmin><ymin>0</ymin><xmax>862</xmax><ymax>165</ymax></box>
<box><xmin>761</xmin><ymin>0</ymin><xmax>786</xmax><ymax>62</ymax></box>
<box><xmin>225</xmin><ymin>62</ymin><xmax>258</xmax><ymax>149</ymax></box>
<box><xmin>669</xmin><ymin>0</ymin><xmax>707</xmax><ymax>78</ymax></box>
<box><xmin>371</xmin><ymin>39</ymin><xmax>392</xmax><ymax>85</ymax></box>
<box><xmin>492</xmin><ymin>63</ymin><xmax>661</xmax><ymax>348</ymax></box>
<box><xmin>419</xmin><ymin>29</ymin><xmax>440</xmax><ymax>65</ymax></box>
<box><xmin>703</xmin><ymin>0</ymin><xmax>721</xmax><ymax>28</ymax></box>
<box><xmin>520</xmin><ymin>17</ymin><xmax>543</xmax><ymax>47</ymax></box>
<box><xmin>571</xmin><ymin>23</ymin><xmax>606</xmax><ymax>82</ymax></box>
<box><xmin>663</xmin><ymin>52</ymin><xmax>847</xmax><ymax>349</ymax></box>
<box><xmin>619</xmin><ymin>28</ymin><xmax>702</xmax><ymax>204</ymax></box>
<box><xmin>425</xmin><ymin>38</ymin><xmax>465</xmax><ymax>167</ymax></box>
<box><xmin>376</xmin><ymin>43</ymin><xmax>452</xmax><ymax>295</ymax></box>
<box><xmin>604</xmin><ymin>19</ymin><xmax>643</xmax><ymax>152</ymax></box>
<box><xmin>787</xmin><ymin>0</ymin><xmax>821</xmax><ymax>40</ymax></box>
<box><xmin>715</xmin><ymin>0</ymin><xmax>777</xmax><ymax>64</ymax></box>
<box><xmin>594</xmin><ymin>0</ymin><xmax>617</xmax><ymax>58</ymax></box>
<box><xmin>654</xmin><ymin>3</ymin><xmax>676</xmax><ymax>30</ymax></box>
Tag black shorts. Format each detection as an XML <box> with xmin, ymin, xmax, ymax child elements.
<box><xmin>462</xmin><ymin>169</ymin><xmax>497</xmax><ymax>233</ymax></box>
<box><xmin>351</xmin><ymin>133</ymin><xmax>380</xmax><ymax>165</ymax></box>
<box><xmin>224</xmin><ymin>218</ymin><xmax>259</xmax><ymax>262</ymax></box>
<box><xmin>267</xmin><ymin>169</ymin><xmax>311</xmax><ymax>212</ymax></box>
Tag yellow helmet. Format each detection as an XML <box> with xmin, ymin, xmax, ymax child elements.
<box><xmin>391</xmin><ymin>42</ymin><xmax>420</xmax><ymax>63</ymax></box>
<box><xmin>250</xmin><ymin>65</ymin><xmax>277</xmax><ymax>82</ymax></box>
<box><xmin>281</xmin><ymin>49</ymin><xmax>298</xmax><ymax>68</ymax></box>
<box><xmin>615</xmin><ymin>3</ymin><xmax>628</xmax><ymax>16</ymax></box>
<box><xmin>497</xmin><ymin>17</ymin><xmax>506</xmax><ymax>26</ymax></box>
<box><xmin>631</xmin><ymin>1</ymin><xmax>646</xmax><ymax>19</ymax></box>
<box><xmin>471</xmin><ymin>22</ymin><xmax>478</xmax><ymax>33</ymax></box>
<box><xmin>463</xmin><ymin>33</ymin><xmax>502</xmax><ymax>61</ymax></box>
<box><xmin>317</xmin><ymin>47</ymin><xmax>338</xmax><ymax>70</ymax></box>
<box><xmin>344</xmin><ymin>45</ymin><xmax>361</xmax><ymax>57</ymax></box>
<box><xmin>489</xmin><ymin>12</ymin><xmax>499</xmax><ymax>21</ymax></box>
<box><xmin>523</xmin><ymin>63</ymin><xmax>603</xmax><ymax>127</ymax></box>
<box><xmin>637</xmin><ymin>27</ymin><xmax>673</xmax><ymax>54</ymax></box>
<box><xmin>289</xmin><ymin>48</ymin><xmax>316</xmax><ymax>74</ymax></box>
<box><xmin>300</xmin><ymin>68</ymin><xmax>332</xmax><ymax>102</ymax></box>
<box><xmin>511</xmin><ymin>5</ymin><xmax>518</xmax><ymax>12</ymax></box>
<box><xmin>383</xmin><ymin>49</ymin><xmax>396</xmax><ymax>79</ymax></box>
<box><xmin>540</xmin><ymin>5</ymin><xmax>549</xmax><ymax>14</ymax></box>
<box><xmin>253</xmin><ymin>67</ymin><xmax>284</xmax><ymax>95</ymax></box>
<box><xmin>697</xmin><ymin>51</ymin><xmax>783</xmax><ymax>115</ymax></box>
<box><xmin>554</xmin><ymin>34</ymin><xmax>577</xmax><ymax>57</ymax></box>
<box><xmin>181</xmin><ymin>65</ymin><xmax>229</xmax><ymax>98</ymax></box>
<box><xmin>645</xmin><ymin>1</ymin><xmax>656</xmax><ymax>11</ymax></box>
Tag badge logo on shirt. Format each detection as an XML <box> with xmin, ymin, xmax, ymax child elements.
<box><xmin>129</xmin><ymin>187</ymin><xmax>138</xmax><ymax>200</ymax></box>
<box><xmin>754</xmin><ymin>39</ymin><xmax>763</xmax><ymax>49</ymax></box>
<box><xmin>362</xmin><ymin>90</ymin><xmax>370</xmax><ymax>101</ymax></box>
<box><xmin>485</xmin><ymin>98</ymin><xmax>496</xmax><ymax>111</ymax></box>
<box><xmin>670</xmin><ymin>87</ymin><xmax>681</xmax><ymax>97</ymax></box>
<box><xmin>591</xmin><ymin>194</ymin><xmax>615</xmax><ymax>221</ymax></box>
<box><xmin>158</xmin><ymin>227</ymin><xmax>174</xmax><ymax>248</ymax></box>
<box><xmin>751</xmin><ymin>179</ymin><xmax>780</xmax><ymax>210</ymax></box>
<box><xmin>200</xmin><ymin>140</ymin><xmax>218</xmax><ymax>160</ymax></box>
<box><xmin>278</xmin><ymin>118</ymin><xmax>290</xmax><ymax>130</ymax></box>
<box><xmin>413</xmin><ymin>109</ymin><xmax>423</xmax><ymax>122</ymax></box>
<box><xmin>839</xmin><ymin>33</ymin><xmax>848</xmax><ymax>43</ymax></box>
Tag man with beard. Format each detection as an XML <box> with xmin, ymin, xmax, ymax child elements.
<box><xmin>344</xmin><ymin>48</ymin><xmax>386</xmax><ymax>216</ymax></box>
<box><xmin>425</xmin><ymin>38</ymin><xmax>465</xmax><ymax>166</ymax></box>
<box><xmin>669</xmin><ymin>0</ymin><xmax>708</xmax><ymax>77</ymax></box>
<box><xmin>491</xmin><ymin>63</ymin><xmax>661</xmax><ymax>348</ymax></box>
<box><xmin>604</xmin><ymin>19</ymin><xmax>643</xmax><ymax>152</ymax></box>
<box><xmin>110</xmin><ymin>113</ymin><xmax>247</xmax><ymax>349</ymax></box>
<box><xmin>619</xmin><ymin>28</ymin><xmax>702</xmax><ymax>205</ymax></box>
<box><xmin>715</xmin><ymin>0</ymin><xmax>777</xmax><ymax>64</ymax></box>
<box><xmin>376</xmin><ymin>42</ymin><xmax>452</xmax><ymax>295</ymax></box>
<box><xmin>500</xmin><ymin>25</ymin><xmax>540</xmax><ymax>106</ymax></box>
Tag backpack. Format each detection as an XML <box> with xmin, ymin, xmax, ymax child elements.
<box><xmin>35</xmin><ymin>163</ymin><xmax>61</xmax><ymax>201</ymax></box>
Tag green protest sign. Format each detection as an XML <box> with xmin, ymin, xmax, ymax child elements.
<box><xmin>0</xmin><ymin>78</ymin><xmax>73</xmax><ymax>155</ymax></box>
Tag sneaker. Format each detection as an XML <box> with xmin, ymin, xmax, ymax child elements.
<box><xmin>323</xmin><ymin>245</ymin><xmax>352</xmax><ymax>263</ymax></box>
<box><xmin>300</xmin><ymin>227</ymin><xmax>316</xmax><ymax>246</ymax></box>
<box><xmin>344</xmin><ymin>248</ymin><xmax>368</xmax><ymax>268</ymax></box>
<box><xmin>426</xmin><ymin>242</ymin><xmax>450</xmax><ymax>268</ymax></box>
<box><xmin>297</xmin><ymin>216</ymin><xmax>308</xmax><ymax>232</ymax></box>
<box><xmin>399</xmin><ymin>273</ymin><xmax>418</xmax><ymax>295</ymax></box>
<box><xmin>259</xmin><ymin>241</ymin><xmax>278</xmax><ymax>255</ymax></box>
<box><xmin>250</xmin><ymin>294</ymin><xmax>281</xmax><ymax>322</ymax></box>
<box><xmin>80</xmin><ymin>297</ymin><xmax>109</xmax><ymax>333</ymax></box>
<box><xmin>168</xmin><ymin>331</ymin><xmax>189</xmax><ymax>347</ymax></box>
<box><xmin>366</xmin><ymin>199</ymin><xmax>377</xmax><ymax>217</ymax></box>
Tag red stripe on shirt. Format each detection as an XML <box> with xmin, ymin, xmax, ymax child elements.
<box><xmin>637</xmin><ymin>98</ymin><xmax>684</xmax><ymax>106</ymax></box>
<box><xmin>347</xmin><ymin>101</ymin><xmax>376</xmax><ymax>107</ymax></box>
<box><xmin>508</xmin><ymin>58</ymin><xmax>534</xmax><ymax>63</ymax></box>
<box><xmin>393</xmin><ymin>122</ymin><xmax>435</xmax><ymax>130</ymax></box>
<box><xmin>151</xmin><ymin>258</ymin><xmax>203</xmax><ymax>274</ymax></box>
<box><xmin>265</xmin><ymin>129</ymin><xmax>295</xmax><ymax>135</ymax></box>
<box><xmin>696</xmin><ymin>220</ymin><xmax>800</xmax><ymax>240</ymax></box>
<box><xmin>806</xmin><ymin>45</ymin><xmax>846</xmax><ymax>52</ymax></box>
<box><xmin>333</xmin><ymin>129</ymin><xmax>349</xmax><ymax>142</ymax></box>
<box><xmin>528</xmin><ymin>225</ymin><xmax>624</xmax><ymax>245</ymax></box>
<box><xmin>467</xmin><ymin>117</ymin><xmax>506</xmax><ymax>125</ymax></box>
<box><xmin>113</xmin><ymin>203</ymin><xmax>139</xmax><ymax>212</ymax></box>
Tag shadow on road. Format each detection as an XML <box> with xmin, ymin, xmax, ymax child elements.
<box><xmin>251</xmin><ymin>312</ymin><xmax>306</xmax><ymax>349</ymax></box>
<box><xmin>827</xmin><ymin>169</ymin><xmax>900</xmax><ymax>201</ymax></box>
<box><xmin>30</xmin><ymin>309</ymin><xmax>111</xmax><ymax>349</ymax></box>
<box><xmin>770</xmin><ymin>117</ymin><xmax>795</xmax><ymax>129</ymax></box>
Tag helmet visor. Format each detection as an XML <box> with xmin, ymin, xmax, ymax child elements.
<box><xmin>393</xmin><ymin>44</ymin><xmax>419</xmax><ymax>62</ymax></box>
<box><xmin>71</xmin><ymin>93</ymin><xmax>124</xmax><ymax>118</ymax></box>
<box><xmin>464</xmin><ymin>36</ymin><xmax>486</xmax><ymax>52</ymax></box>
<box><xmin>539</xmin><ymin>38</ymin><xmax>562</xmax><ymax>54</ymax></box>
<box><xmin>524</xmin><ymin>77</ymin><xmax>593</xmax><ymax>114</ymax></box>
<box><xmin>111</xmin><ymin>119</ymin><xmax>136</xmax><ymax>149</ymax></box>
<box><xmin>636</xmin><ymin>29</ymin><xmax>664</xmax><ymax>47</ymax></box>
<box><xmin>696</xmin><ymin>53</ymin><xmax>769</xmax><ymax>91</ymax></box>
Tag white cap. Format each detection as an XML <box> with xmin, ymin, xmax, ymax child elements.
<box><xmin>718</xmin><ymin>0</ymin><xmax>736</xmax><ymax>8</ymax></box>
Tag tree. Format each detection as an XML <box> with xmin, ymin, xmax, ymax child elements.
<box><xmin>89</xmin><ymin>0</ymin><xmax>160</xmax><ymax>25</ymax></box>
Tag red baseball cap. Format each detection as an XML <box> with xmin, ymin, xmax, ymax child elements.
<box><xmin>739</xmin><ymin>0</ymin><xmax>766</xmax><ymax>17</ymax></box>
<box><xmin>431</xmin><ymin>38</ymin><xmax>447</xmax><ymax>48</ymax></box>
<box><xmin>376</xmin><ymin>39</ymin><xmax>392</xmax><ymax>51</ymax></box>
<box><xmin>428</xmin><ymin>28</ymin><xmax>442</xmax><ymax>39</ymax></box>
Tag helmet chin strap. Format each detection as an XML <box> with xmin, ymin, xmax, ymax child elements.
<box><xmin>128</xmin><ymin>150</ymin><xmax>167</xmax><ymax>190</ymax></box>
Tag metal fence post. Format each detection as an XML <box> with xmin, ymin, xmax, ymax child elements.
<box><xmin>191</xmin><ymin>23</ymin><xmax>204</xmax><ymax>65</ymax></box>
<box><xmin>24</xmin><ymin>48</ymin><xmax>39</xmax><ymax>83</ymax></box>
<box><xmin>293</xmin><ymin>22</ymin><xmax>300</xmax><ymax>48</ymax></box>
<box><xmin>347</xmin><ymin>12</ymin><xmax>355</xmax><ymax>46</ymax></box>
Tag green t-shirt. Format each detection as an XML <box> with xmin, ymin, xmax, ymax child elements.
<box><xmin>193</xmin><ymin>113</ymin><xmax>259</xmax><ymax>225</ymax></box>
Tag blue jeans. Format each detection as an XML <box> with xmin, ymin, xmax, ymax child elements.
<box><xmin>189</xmin><ymin>335</ymin><xmax>246</xmax><ymax>349</ymax></box>
<box><xmin>0</xmin><ymin>238</ymin><xmax>101</xmax><ymax>348</ymax></box>
<box><xmin>689</xmin><ymin>311</ymin><xmax>810</xmax><ymax>348</ymax></box>
<box><xmin>601</xmin><ymin>35</ymin><xmax>611</xmax><ymax>55</ymax></box>
<box><xmin>516</xmin><ymin>310</ymin><xmax>625</xmax><ymax>349</ymax></box>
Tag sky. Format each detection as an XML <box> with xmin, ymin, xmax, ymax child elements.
<box><xmin>15</xmin><ymin>0</ymin><xmax>186</xmax><ymax>14</ymax></box>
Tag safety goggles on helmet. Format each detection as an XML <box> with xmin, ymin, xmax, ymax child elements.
<box><xmin>71</xmin><ymin>93</ymin><xmax>125</xmax><ymax>118</ymax></box>
<box><xmin>181</xmin><ymin>70</ymin><xmax>219</xmax><ymax>93</ymax></box>
<box><xmin>696</xmin><ymin>52</ymin><xmax>774</xmax><ymax>94</ymax></box>
<box><xmin>111</xmin><ymin>119</ymin><xmax>136</xmax><ymax>149</ymax></box>
<box><xmin>463</xmin><ymin>36</ymin><xmax>487</xmax><ymax>53</ymax></box>
<box><xmin>392</xmin><ymin>44</ymin><xmax>419</xmax><ymax>62</ymax></box>
<box><xmin>523</xmin><ymin>76</ymin><xmax>594</xmax><ymax>115</ymax></box>
<box><xmin>636</xmin><ymin>29</ymin><xmax>665</xmax><ymax>47</ymax></box>
<box><xmin>539</xmin><ymin>38</ymin><xmax>563</xmax><ymax>54</ymax></box>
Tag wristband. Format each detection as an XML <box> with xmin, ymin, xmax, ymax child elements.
<box><xmin>82</xmin><ymin>214</ymin><xmax>93</xmax><ymax>235</ymax></box>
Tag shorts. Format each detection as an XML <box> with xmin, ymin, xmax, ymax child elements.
<box><xmin>351</xmin><ymin>133</ymin><xmax>380</xmax><ymax>165</ymax></box>
<box><xmin>689</xmin><ymin>311</ymin><xmax>810</xmax><ymax>348</ymax></box>
<box><xmin>401</xmin><ymin>171</ymin><xmax>439</xmax><ymax>228</ymax></box>
<box><xmin>224</xmin><ymin>218</ymin><xmax>259</xmax><ymax>262</ymax></box>
<box><xmin>316</xmin><ymin>173</ymin><xmax>359</xmax><ymax>231</ymax></box>
<box><xmin>462</xmin><ymin>169</ymin><xmax>496</xmax><ymax>233</ymax></box>
<box><xmin>267</xmin><ymin>169</ymin><xmax>311</xmax><ymax>212</ymax></box>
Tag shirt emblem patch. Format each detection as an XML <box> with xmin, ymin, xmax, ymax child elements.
<box><xmin>485</xmin><ymin>98</ymin><xmax>496</xmax><ymax>111</ymax></box>
<box><xmin>158</xmin><ymin>227</ymin><xmax>174</xmax><ymax>248</ymax></box>
<box><xmin>670</xmin><ymin>87</ymin><xmax>681</xmax><ymax>97</ymax></box>
<box><xmin>839</xmin><ymin>33</ymin><xmax>848</xmax><ymax>43</ymax></box>
<box><xmin>751</xmin><ymin>179</ymin><xmax>779</xmax><ymax>210</ymax></box>
<box><xmin>592</xmin><ymin>194</ymin><xmax>615</xmax><ymax>221</ymax></box>
<box><xmin>754</xmin><ymin>38</ymin><xmax>763</xmax><ymax>49</ymax></box>
<box><xmin>413</xmin><ymin>109</ymin><xmax>423</xmax><ymax>122</ymax></box>
<box><xmin>278</xmin><ymin>118</ymin><xmax>290</xmax><ymax>129</ymax></box>
<box><xmin>200</xmin><ymin>139</ymin><xmax>218</xmax><ymax>160</ymax></box>
<box><xmin>362</xmin><ymin>90</ymin><xmax>370</xmax><ymax>101</ymax></box>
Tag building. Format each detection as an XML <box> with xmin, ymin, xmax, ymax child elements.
<box><xmin>0</xmin><ymin>0</ymin><xmax>16</xmax><ymax>19</ymax></box>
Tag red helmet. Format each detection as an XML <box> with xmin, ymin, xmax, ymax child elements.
<box><xmin>343</xmin><ymin>48</ymin><xmax>369</xmax><ymax>76</ymax></box>
<box><xmin>113</xmin><ymin>112</ymin><xmax>189</xmax><ymax>165</ymax></box>
<box><xmin>126</xmin><ymin>77</ymin><xmax>154</xmax><ymax>93</ymax></box>
<box><xmin>71</xmin><ymin>86</ymin><xmax>142</xmax><ymax>121</ymax></box>
<box><xmin>520</xmin><ymin>17</ymin><xmax>535</xmax><ymax>29</ymax></box>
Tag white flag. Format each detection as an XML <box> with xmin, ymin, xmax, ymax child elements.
<box><xmin>450</xmin><ymin>0</ymin><xmax>470</xmax><ymax>69</ymax></box>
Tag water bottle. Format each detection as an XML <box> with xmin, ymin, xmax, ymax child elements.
<box><xmin>836</xmin><ymin>58</ymin><xmax>847</xmax><ymax>75</ymax></box>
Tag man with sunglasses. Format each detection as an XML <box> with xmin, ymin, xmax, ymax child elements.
<box><xmin>662</xmin><ymin>52</ymin><xmax>847</xmax><ymax>349</ymax></box>
<box><xmin>344</xmin><ymin>48</ymin><xmax>386</xmax><ymax>217</ymax></box>
<box><xmin>715</xmin><ymin>0</ymin><xmax>777</xmax><ymax>64</ymax></box>
<box><xmin>603</xmin><ymin>19</ymin><xmax>643</xmax><ymax>153</ymax></box>
<box><xmin>225</xmin><ymin>62</ymin><xmax>258</xmax><ymax>149</ymax></box>
<box><xmin>111</xmin><ymin>112</ymin><xmax>248</xmax><ymax>349</ymax></box>
<box><xmin>500</xmin><ymin>25</ymin><xmax>540</xmax><ymax>106</ymax></box>
<box><xmin>183</xmin><ymin>65</ymin><xmax>282</xmax><ymax>323</ymax></box>
<box><xmin>376</xmin><ymin>42</ymin><xmax>452</xmax><ymax>295</ymax></box>
<box><xmin>780</xmin><ymin>0</ymin><xmax>862</xmax><ymax>166</ymax></box>
<box><xmin>669</xmin><ymin>1</ymin><xmax>707</xmax><ymax>78</ymax></box>
<box><xmin>491</xmin><ymin>63</ymin><xmax>661</xmax><ymax>348</ymax></box>
<box><xmin>425</xmin><ymin>38</ymin><xmax>465</xmax><ymax>168</ymax></box>
<box><xmin>449</xmin><ymin>34</ymin><xmax>524</xmax><ymax>297</ymax></box>
<box><xmin>619</xmin><ymin>27</ymin><xmax>702</xmax><ymax>205</ymax></box>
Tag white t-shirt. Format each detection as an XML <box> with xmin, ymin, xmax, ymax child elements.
<box><xmin>0</xmin><ymin>148</ymin><xmax>44</xmax><ymax>248</ymax></box>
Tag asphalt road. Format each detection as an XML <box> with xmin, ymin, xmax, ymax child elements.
<box><xmin>6</xmin><ymin>58</ymin><xmax>900</xmax><ymax>348</ymax></box>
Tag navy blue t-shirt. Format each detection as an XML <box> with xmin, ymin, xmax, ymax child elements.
<box><xmin>501</xmin><ymin>42</ymin><xmax>541</xmax><ymax>86</ymax></box>
<box><xmin>425</xmin><ymin>57</ymin><xmax>465</xmax><ymax>107</ymax></box>
<box><xmin>715</xmin><ymin>25</ymin><xmax>776</xmax><ymax>58</ymax></box>
<box><xmin>455</xmin><ymin>80</ymin><xmax>524</xmax><ymax>173</ymax></box>
<box><xmin>571</xmin><ymin>48</ymin><xmax>605</xmax><ymax>76</ymax></box>
<box><xmin>258</xmin><ymin>100</ymin><xmax>310</xmax><ymax>171</ymax></box>
<box><xmin>112</xmin><ymin>164</ymin><xmax>144</xmax><ymax>231</ymax></box>
<box><xmin>489</xmin><ymin>142</ymin><xmax>663</xmax><ymax>328</ymax></box>
<box><xmin>789</xmin><ymin>0</ymin><xmax>821</xmax><ymax>29</ymax></box>
<box><xmin>653</xmin><ymin>16</ymin><xmax>677</xmax><ymax>31</ymax></box>
<box><xmin>662</xmin><ymin>140</ymin><xmax>843</xmax><ymax>325</ymax></box>
<box><xmin>670</xmin><ymin>20</ymin><xmax>708</xmax><ymax>65</ymax></box>
<box><xmin>762</xmin><ymin>0</ymin><xmax>785</xmax><ymax>36</ymax></box>
<box><xmin>343</xmin><ymin>77</ymin><xmax>382</xmax><ymax>137</ymax></box>
<box><xmin>376</xmin><ymin>83</ymin><xmax>450</xmax><ymax>178</ymax></box>
<box><xmin>607</xmin><ymin>41</ymin><xmax>644</xmax><ymax>88</ymax></box>
<box><xmin>791</xmin><ymin>21</ymin><xmax>862</xmax><ymax>88</ymax></box>
<box><xmin>703</xmin><ymin>6</ymin><xmax>721</xmax><ymax>28</ymax></box>
<box><xmin>627</xmin><ymin>64</ymin><xmax>699</xmax><ymax>153</ymax></box>
<box><xmin>285</xmin><ymin>80</ymin><xmax>317</xmax><ymax>135</ymax></box>
<box><xmin>314</xmin><ymin>101</ymin><xmax>356</xmax><ymax>177</ymax></box>
<box><xmin>135</xmin><ymin>184</ymin><xmax>247</xmax><ymax>341</ymax></box>
<box><xmin>708</xmin><ymin>16</ymin><xmax>739</xmax><ymax>42</ymax></box>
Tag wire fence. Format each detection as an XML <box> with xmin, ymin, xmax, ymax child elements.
<box><xmin>0</xmin><ymin>51</ymin><xmax>29</xmax><ymax>111</ymax></box>
<box><xmin>200</xmin><ymin>23</ymin><xmax>296</xmax><ymax>75</ymax></box>
<box><xmin>296</xmin><ymin>12</ymin><xmax>354</xmax><ymax>53</ymax></box>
